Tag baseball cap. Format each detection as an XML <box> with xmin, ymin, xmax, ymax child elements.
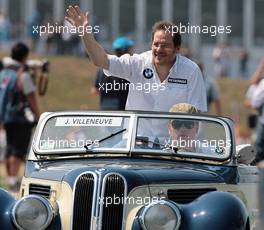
<box><xmin>112</xmin><ymin>37</ymin><xmax>134</xmax><ymax>50</ymax></box>
<box><xmin>169</xmin><ymin>103</ymin><xmax>198</xmax><ymax>114</ymax></box>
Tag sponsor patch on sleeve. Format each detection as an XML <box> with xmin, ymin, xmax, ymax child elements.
<box><xmin>168</xmin><ymin>78</ymin><xmax>187</xmax><ymax>84</ymax></box>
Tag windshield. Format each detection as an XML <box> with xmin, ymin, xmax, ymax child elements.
<box><xmin>134</xmin><ymin>116</ymin><xmax>231</xmax><ymax>161</ymax></box>
<box><xmin>34</xmin><ymin>113</ymin><xmax>232</xmax><ymax>161</ymax></box>
<box><xmin>36</xmin><ymin>115</ymin><xmax>131</xmax><ymax>153</ymax></box>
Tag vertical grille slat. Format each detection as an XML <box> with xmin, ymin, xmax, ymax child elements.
<box><xmin>101</xmin><ymin>174</ymin><xmax>125</xmax><ymax>230</ymax></box>
<box><xmin>72</xmin><ymin>173</ymin><xmax>94</xmax><ymax>230</ymax></box>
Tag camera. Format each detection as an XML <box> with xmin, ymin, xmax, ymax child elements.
<box><xmin>2</xmin><ymin>56</ymin><xmax>50</xmax><ymax>96</ymax></box>
<box><xmin>2</xmin><ymin>57</ymin><xmax>50</xmax><ymax>73</ymax></box>
<box><xmin>25</xmin><ymin>59</ymin><xmax>50</xmax><ymax>73</ymax></box>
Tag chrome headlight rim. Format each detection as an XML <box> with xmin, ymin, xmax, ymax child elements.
<box><xmin>12</xmin><ymin>194</ymin><xmax>53</xmax><ymax>230</ymax></box>
<box><xmin>140</xmin><ymin>200</ymin><xmax>181</xmax><ymax>230</ymax></box>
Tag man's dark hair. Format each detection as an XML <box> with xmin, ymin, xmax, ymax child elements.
<box><xmin>151</xmin><ymin>21</ymin><xmax>181</xmax><ymax>47</ymax></box>
<box><xmin>11</xmin><ymin>43</ymin><xmax>29</xmax><ymax>62</ymax></box>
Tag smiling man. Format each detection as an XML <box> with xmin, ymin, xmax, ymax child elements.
<box><xmin>65</xmin><ymin>5</ymin><xmax>207</xmax><ymax>112</ymax></box>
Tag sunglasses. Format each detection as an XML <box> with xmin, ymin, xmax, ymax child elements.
<box><xmin>171</xmin><ymin>120</ymin><xmax>196</xmax><ymax>129</ymax></box>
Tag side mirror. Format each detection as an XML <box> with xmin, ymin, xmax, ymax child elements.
<box><xmin>236</xmin><ymin>144</ymin><xmax>256</xmax><ymax>164</ymax></box>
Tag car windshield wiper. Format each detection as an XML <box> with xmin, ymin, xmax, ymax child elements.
<box><xmin>84</xmin><ymin>128</ymin><xmax>127</xmax><ymax>151</ymax></box>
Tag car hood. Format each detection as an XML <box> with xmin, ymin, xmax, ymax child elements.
<box><xmin>25</xmin><ymin>158</ymin><xmax>237</xmax><ymax>188</ymax></box>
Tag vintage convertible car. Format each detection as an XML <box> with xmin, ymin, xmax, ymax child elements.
<box><xmin>0</xmin><ymin>111</ymin><xmax>259</xmax><ymax>230</ymax></box>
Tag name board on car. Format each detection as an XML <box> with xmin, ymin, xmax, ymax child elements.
<box><xmin>55</xmin><ymin>117</ymin><xmax>122</xmax><ymax>126</ymax></box>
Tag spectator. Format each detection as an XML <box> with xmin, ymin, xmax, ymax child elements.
<box><xmin>91</xmin><ymin>37</ymin><xmax>134</xmax><ymax>110</ymax></box>
<box><xmin>0</xmin><ymin>12</ymin><xmax>10</xmax><ymax>47</ymax></box>
<box><xmin>212</xmin><ymin>43</ymin><xmax>231</xmax><ymax>78</ymax></box>
<box><xmin>0</xmin><ymin>43</ymin><xmax>40</xmax><ymax>189</ymax></box>
<box><xmin>239</xmin><ymin>49</ymin><xmax>249</xmax><ymax>78</ymax></box>
<box><xmin>246</xmin><ymin>59</ymin><xmax>264</xmax><ymax>164</ymax></box>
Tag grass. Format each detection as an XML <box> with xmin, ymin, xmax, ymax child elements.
<box><xmin>217</xmin><ymin>78</ymin><xmax>250</xmax><ymax>136</ymax></box>
<box><xmin>38</xmin><ymin>55</ymin><xmax>99</xmax><ymax>111</ymax></box>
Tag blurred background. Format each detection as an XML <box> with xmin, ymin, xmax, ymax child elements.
<box><xmin>0</xmin><ymin>0</ymin><xmax>264</xmax><ymax>75</ymax></box>
<box><xmin>0</xmin><ymin>0</ymin><xmax>263</xmax><ymax>191</ymax></box>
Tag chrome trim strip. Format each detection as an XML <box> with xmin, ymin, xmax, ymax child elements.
<box><xmin>98</xmin><ymin>173</ymin><xmax>128</xmax><ymax>230</ymax></box>
<box><xmin>129</xmin><ymin>114</ymin><xmax>138</xmax><ymax>157</ymax></box>
<box><xmin>12</xmin><ymin>195</ymin><xmax>54</xmax><ymax>230</ymax></box>
<box><xmin>139</xmin><ymin>200</ymin><xmax>181</xmax><ymax>230</ymax></box>
<box><xmin>94</xmin><ymin>169</ymin><xmax>103</xmax><ymax>229</ymax></box>
<box><xmin>71</xmin><ymin>171</ymin><xmax>97</xmax><ymax>230</ymax></box>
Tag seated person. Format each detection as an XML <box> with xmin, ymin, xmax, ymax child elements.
<box><xmin>167</xmin><ymin>103</ymin><xmax>200</xmax><ymax>152</ymax></box>
<box><xmin>135</xmin><ymin>103</ymin><xmax>200</xmax><ymax>151</ymax></box>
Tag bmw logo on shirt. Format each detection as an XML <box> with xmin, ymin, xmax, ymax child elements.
<box><xmin>143</xmin><ymin>68</ymin><xmax>154</xmax><ymax>79</ymax></box>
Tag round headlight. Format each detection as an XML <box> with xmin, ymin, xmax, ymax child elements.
<box><xmin>140</xmin><ymin>200</ymin><xmax>181</xmax><ymax>230</ymax></box>
<box><xmin>12</xmin><ymin>195</ymin><xmax>53</xmax><ymax>230</ymax></box>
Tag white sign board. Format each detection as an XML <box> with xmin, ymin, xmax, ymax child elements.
<box><xmin>55</xmin><ymin>117</ymin><xmax>123</xmax><ymax>127</ymax></box>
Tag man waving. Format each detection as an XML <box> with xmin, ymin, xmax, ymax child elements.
<box><xmin>65</xmin><ymin>5</ymin><xmax>207</xmax><ymax>112</ymax></box>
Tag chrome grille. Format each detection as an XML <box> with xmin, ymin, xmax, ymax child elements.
<box><xmin>29</xmin><ymin>184</ymin><xmax>51</xmax><ymax>198</ymax></box>
<box><xmin>100</xmin><ymin>174</ymin><xmax>126</xmax><ymax>230</ymax></box>
<box><xmin>72</xmin><ymin>173</ymin><xmax>95</xmax><ymax>230</ymax></box>
<box><xmin>168</xmin><ymin>188</ymin><xmax>217</xmax><ymax>204</ymax></box>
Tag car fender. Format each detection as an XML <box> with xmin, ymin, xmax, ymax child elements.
<box><xmin>180</xmin><ymin>191</ymin><xmax>248</xmax><ymax>230</ymax></box>
<box><xmin>132</xmin><ymin>191</ymin><xmax>248</xmax><ymax>230</ymax></box>
<box><xmin>0</xmin><ymin>188</ymin><xmax>17</xmax><ymax>229</ymax></box>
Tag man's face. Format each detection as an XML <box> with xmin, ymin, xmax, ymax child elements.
<box><xmin>168</xmin><ymin>120</ymin><xmax>199</xmax><ymax>151</ymax></box>
<box><xmin>152</xmin><ymin>30</ymin><xmax>179</xmax><ymax>66</ymax></box>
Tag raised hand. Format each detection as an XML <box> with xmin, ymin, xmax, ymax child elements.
<box><xmin>65</xmin><ymin>5</ymin><xmax>89</xmax><ymax>28</ymax></box>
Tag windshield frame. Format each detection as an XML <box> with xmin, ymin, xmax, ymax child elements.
<box><xmin>131</xmin><ymin>113</ymin><xmax>233</xmax><ymax>162</ymax></box>
<box><xmin>31</xmin><ymin>111</ymin><xmax>234</xmax><ymax>163</ymax></box>
<box><xmin>32</xmin><ymin>112</ymin><xmax>135</xmax><ymax>155</ymax></box>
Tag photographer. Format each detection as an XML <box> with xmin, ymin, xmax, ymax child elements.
<box><xmin>0</xmin><ymin>43</ymin><xmax>44</xmax><ymax>189</ymax></box>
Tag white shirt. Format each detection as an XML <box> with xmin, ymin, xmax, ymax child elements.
<box><xmin>251</xmin><ymin>79</ymin><xmax>264</xmax><ymax>124</ymax></box>
<box><xmin>21</xmin><ymin>72</ymin><xmax>36</xmax><ymax>95</ymax></box>
<box><xmin>104</xmin><ymin>51</ymin><xmax>207</xmax><ymax>112</ymax></box>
